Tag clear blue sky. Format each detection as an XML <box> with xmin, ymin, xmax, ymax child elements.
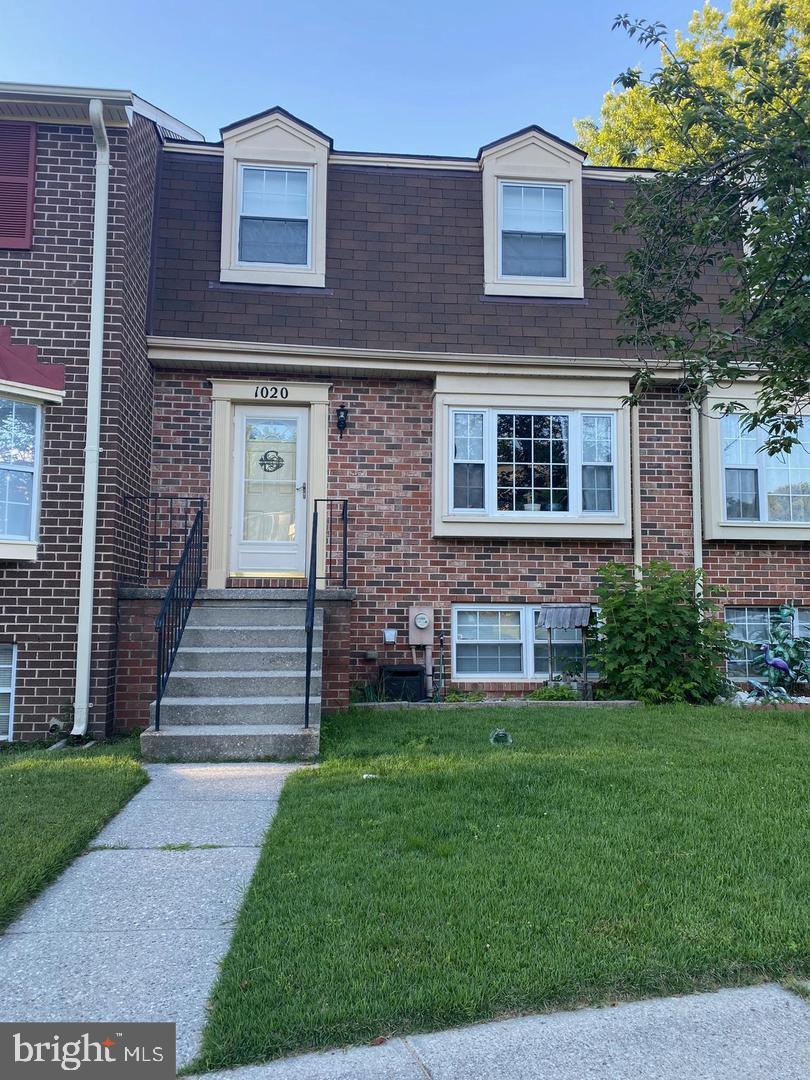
<box><xmin>2</xmin><ymin>0</ymin><xmax>727</xmax><ymax>153</ymax></box>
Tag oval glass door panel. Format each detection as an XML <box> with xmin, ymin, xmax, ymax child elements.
<box><xmin>232</xmin><ymin>406</ymin><xmax>308</xmax><ymax>575</ymax></box>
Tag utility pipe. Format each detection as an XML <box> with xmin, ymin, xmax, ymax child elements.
<box><xmin>630</xmin><ymin>404</ymin><xmax>643</xmax><ymax>581</ymax></box>
<box><xmin>690</xmin><ymin>403</ymin><xmax>704</xmax><ymax>597</ymax></box>
<box><xmin>71</xmin><ymin>99</ymin><xmax>109</xmax><ymax>736</ymax></box>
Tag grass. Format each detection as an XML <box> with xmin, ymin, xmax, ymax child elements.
<box><xmin>194</xmin><ymin>704</ymin><xmax>810</xmax><ymax>1071</ymax></box>
<box><xmin>0</xmin><ymin>735</ymin><xmax>147</xmax><ymax>929</ymax></box>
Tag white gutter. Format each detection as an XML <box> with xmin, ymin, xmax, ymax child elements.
<box><xmin>631</xmin><ymin>404</ymin><xmax>643</xmax><ymax>581</ymax></box>
<box><xmin>690</xmin><ymin>403</ymin><xmax>704</xmax><ymax>596</ymax></box>
<box><xmin>71</xmin><ymin>98</ymin><xmax>109</xmax><ymax>737</ymax></box>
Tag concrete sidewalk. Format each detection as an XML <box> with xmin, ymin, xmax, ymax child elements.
<box><xmin>194</xmin><ymin>984</ymin><xmax>810</xmax><ymax>1080</ymax></box>
<box><xmin>0</xmin><ymin>762</ymin><xmax>304</xmax><ymax>1068</ymax></box>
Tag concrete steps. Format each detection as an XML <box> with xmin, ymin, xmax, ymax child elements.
<box><xmin>141</xmin><ymin>601</ymin><xmax>323</xmax><ymax>763</ymax></box>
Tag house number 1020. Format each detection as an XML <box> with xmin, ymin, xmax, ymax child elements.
<box><xmin>254</xmin><ymin>386</ymin><xmax>289</xmax><ymax>399</ymax></box>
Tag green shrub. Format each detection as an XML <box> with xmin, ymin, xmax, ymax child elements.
<box><xmin>593</xmin><ymin>561</ymin><xmax>733</xmax><ymax>704</ymax></box>
<box><xmin>525</xmin><ymin>685</ymin><xmax>579</xmax><ymax>701</ymax></box>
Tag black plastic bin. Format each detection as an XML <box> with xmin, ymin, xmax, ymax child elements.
<box><xmin>379</xmin><ymin>664</ymin><xmax>426</xmax><ymax>702</ymax></box>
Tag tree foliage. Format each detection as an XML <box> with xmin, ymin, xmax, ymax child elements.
<box><xmin>585</xmin><ymin>2</ymin><xmax>810</xmax><ymax>452</ymax></box>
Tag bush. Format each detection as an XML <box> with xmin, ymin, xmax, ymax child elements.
<box><xmin>444</xmin><ymin>689</ymin><xmax>486</xmax><ymax>703</ymax></box>
<box><xmin>525</xmin><ymin>685</ymin><xmax>579</xmax><ymax>702</ymax></box>
<box><xmin>593</xmin><ymin>561</ymin><xmax>732</xmax><ymax>704</ymax></box>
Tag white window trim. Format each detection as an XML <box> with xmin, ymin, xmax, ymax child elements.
<box><xmin>702</xmin><ymin>389</ymin><xmax>810</xmax><ymax>541</ymax></box>
<box><xmin>480</xmin><ymin>129</ymin><xmax>584</xmax><ymax>299</ymax></box>
<box><xmin>0</xmin><ymin>396</ymin><xmax>41</xmax><ymax>552</ymax></box>
<box><xmin>234</xmin><ymin>163</ymin><xmax>314</xmax><ymax>272</ymax></box>
<box><xmin>220</xmin><ymin>111</ymin><xmax>328</xmax><ymax>288</ymax></box>
<box><xmin>448</xmin><ymin>407</ymin><xmax>617</xmax><ymax>520</ymax></box>
<box><xmin>0</xmin><ymin>643</ymin><xmax>17</xmax><ymax>740</ymax></box>
<box><xmin>496</xmin><ymin>180</ymin><xmax>571</xmax><ymax>288</ymax></box>
<box><xmin>433</xmin><ymin>377</ymin><xmax>631</xmax><ymax>540</ymax></box>
<box><xmin>450</xmin><ymin>604</ymin><xmax>594</xmax><ymax>682</ymax></box>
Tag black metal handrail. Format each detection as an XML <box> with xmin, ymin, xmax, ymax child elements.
<box><xmin>154</xmin><ymin>507</ymin><xmax>204</xmax><ymax>731</ymax></box>
<box><xmin>304</xmin><ymin>499</ymin><xmax>349</xmax><ymax>728</ymax></box>
<box><xmin>121</xmin><ymin>494</ymin><xmax>205</xmax><ymax>586</ymax></box>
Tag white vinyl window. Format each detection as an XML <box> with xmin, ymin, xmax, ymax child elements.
<box><xmin>724</xmin><ymin>606</ymin><xmax>810</xmax><ymax>679</ymax></box>
<box><xmin>450</xmin><ymin>409</ymin><xmax>616</xmax><ymax>518</ymax></box>
<box><xmin>0</xmin><ymin>644</ymin><xmax>16</xmax><ymax>739</ymax></box>
<box><xmin>452</xmin><ymin>606</ymin><xmax>597</xmax><ymax>680</ymax></box>
<box><xmin>722</xmin><ymin>415</ymin><xmax>810</xmax><ymax>524</ymax></box>
<box><xmin>238</xmin><ymin>165</ymin><xmax>311</xmax><ymax>268</ymax></box>
<box><xmin>0</xmin><ymin>396</ymin><xmax>41</xmax><ymax>541</ymax></box>
<box><xmin>499</xmin><ymin>181</ymin><xmax>567</xmax><ymax>280</ymax></box>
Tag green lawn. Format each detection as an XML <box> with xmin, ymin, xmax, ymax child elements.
<box><xmin>195</xmin><ymin>704</ymin><xmax>810</xmax><ymax>1071</ymax></box>
<box><xmin>0</xmin><ymin>736</ymin><xmax>146</xmax><ymax>929</ymax></box>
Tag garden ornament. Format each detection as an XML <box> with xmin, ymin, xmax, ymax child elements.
<box><xmin>759</xmin><ymin>643</ymin><xmax>793</xmax><ymax>679</ymax></box>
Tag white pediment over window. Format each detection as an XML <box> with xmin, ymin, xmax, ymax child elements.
<box><xmin>479</xmin><ymin>126</ymin><xmax>585</xmax><ymax>299</ymax></box>
<box><xmin>220</xmin><ymin>108</ymin><xmax>331</xmax><ymax>288</ymax></box>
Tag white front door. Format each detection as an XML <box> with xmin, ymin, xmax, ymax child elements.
<box><xmin>231</xmin><ymin>406</ymin><xmax>308</xmax><ymax>576</ymax></box>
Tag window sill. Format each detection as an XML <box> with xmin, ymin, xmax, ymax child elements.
<box><xmin>0</xmin><ymin>540</ymin><xmax>37</xmax><ymax>561</ymax></box>
<box><xmin>705</xmin><ymin>520</ymin><xmax>810</xmax><ymax>542</ymax></box>
<box><xmin>484</xmin><ymin>279</ymin><xmax>584</xmax><ymax>300</ymax></box>
<box><xmin>435</xmin><ymin>515</ymin><xmax>630</xmax><ymax>540</ymax></box>
<box><xmin>220</xmin><ymin>266</ymin><xmax>325</xmax><ymax>289</ymax></box>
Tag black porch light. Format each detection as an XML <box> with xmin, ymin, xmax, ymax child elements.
<box><xmin>336</xmin><ymin>403</ymin><xmax>349</xmax><ymax>438</ymax></box>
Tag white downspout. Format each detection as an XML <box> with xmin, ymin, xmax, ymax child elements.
<box><xmin>71</xmin><ymin>99</ymin><xmax>109</xmax><ymax>737</ymax></box>
<box><xmin>631</xmin><ymin>404</ymin><xmax>643</xmax><ymax>581</ymax></box>
<box><xmin>690</xmin><ymin>402</ymin><xmax>704</xmax><ymax>597</ymax></box>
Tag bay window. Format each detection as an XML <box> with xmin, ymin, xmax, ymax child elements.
<box><xmin>451</xmin><ymin>408</ymin><xmax>616</xmax><ymax>518</ymax></box>
<box><xmin>0</xmin><ymin>396</ymin><xmax>40</xmax><ymax>542</ymax></box>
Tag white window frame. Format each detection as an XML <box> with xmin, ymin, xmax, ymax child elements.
<box><xmin>0</xmin><ymin>396</ymin><xmax>41</xmax><ymax>544</ymax></box>
<box><xmin>497</xmin><ymin>180</ymin><xmax>570</xmax><ymax>286</ymax></box>
<box><xmin>723</xmin><ymin>606</ymin><xmax>810</xmax><ymax>681</ymax></box>
<box><xmin>448</xmin><ymin>407</ymin><xmax>617</xmax><ymax>520</ymax></box>
<box><xmin>451</xmin><ymin>605</ymin><xmax>596</xmax><ymax>682</ymax></box>
<box><xmin>234</xmin><ymin>163</ymin><xmax>313</xmax><ymax>272</ymax></box>
<box><xmin>721</xmin><ymin>415</ymin><xmax>810</xmax><ymax>526</ymax></box>
<box><xmin>0</xmin><ymin>643</ymin><xmax>17</xmax><ymax>740</ymax></box>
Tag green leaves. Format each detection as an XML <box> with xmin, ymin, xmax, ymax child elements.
<box><xmin>593</xmin><ymin>561</ymin><xmax>734</xmax><ymax>703</ymax></box>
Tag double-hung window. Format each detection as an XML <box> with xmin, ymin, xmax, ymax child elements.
<box><xmin>499</xmin><ymin>181</ymin><xmax>567</xmax><ymax>280</ymax></box>
<box><xmin>722</xmin><ymin>415</ymin><xmax>810</xmax><ymax>524</ymax></box>
<box><xmin>0</xmin><ymin>396</ymin><xmax>40</xmax><ymax>542</ymax></box>
<box><xmin>451</xmin><ymin>408</ymin><xmax>616</xmax><ymax>517</ymax></box>
<box><xmin>452</xmin><ymin>605</ymin><xmax>598</xmax><ymax>680</ymax></box>
<box><xmin>238</xmin><ymin>165</ymin><xmax>311</xmax><ymax>268</ymax></box>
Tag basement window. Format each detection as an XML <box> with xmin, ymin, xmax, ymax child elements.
<box><xmin>0</xmin><ymin>644</ymin><xmax>15</xmax><ymax>739</ymax></box>
<box><xmin>724</xmin><ymin>606</ymin><xmax>810</xmax><ymax>679</ymax></box>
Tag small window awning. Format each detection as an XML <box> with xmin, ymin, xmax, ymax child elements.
<box><xmin>535</xmin><ymin>604</ymin><xmax>592</xmax><ymax>630</ymax></box>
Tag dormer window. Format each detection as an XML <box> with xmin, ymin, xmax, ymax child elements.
<box><xmin>220</xmin><ymin>108</ymin><xmax>330</xmax><ymax>288</ymax></box>
<box><xmin>499</xmin><ymin>181</ymin><xmax>567</xmax><ymax>280</ymax></box>
<box><xmin>480</xmin><ymin>126</ymin><xmax>585</xmax><ymax>299</ymax></box>
<box><xmin>238</xmin><ymin>166</ymin><xmax>311</xmax><ymax>267</ymax></box>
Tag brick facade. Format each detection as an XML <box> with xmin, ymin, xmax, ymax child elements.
<box><xmin>0</xmin><ymin>114</ymin><xmax>160</xmax><ymax>739</ymax></box>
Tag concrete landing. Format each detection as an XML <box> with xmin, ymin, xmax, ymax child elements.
<box><xmin>0</xmin><ymin>762</ymin><xmax>305</xmax><ymax>1068</ymax></box>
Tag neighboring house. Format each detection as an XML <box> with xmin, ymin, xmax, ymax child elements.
<box><xmin>0</xmin><ymin>85</ymin><xmax>807</xmax><ymax>754</ymax></box>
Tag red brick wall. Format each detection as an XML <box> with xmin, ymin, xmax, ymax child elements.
<box><xmin>142</xmin><ymin>370</ymin><xmax>810</xmax><ymax>709</ymax></box>
<box><xmin>114</xmin><ymin>596</ymin><xmax>161</xmax><ymax>730</ymax></box>
<box><xmin>0</xmin><ymin>117</ymin><xmax>160</xmax><ymax>738</ymax></box>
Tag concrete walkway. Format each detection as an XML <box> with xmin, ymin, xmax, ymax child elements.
<box><xmin>193</xmin><ymin>984</ymin><xmax>810</xmax><ymax>1080</ymax></box>
<box><xmin>0</xmin><ymin>762</ymin><xmax>304</xmax><ymax>1068</ymax></box>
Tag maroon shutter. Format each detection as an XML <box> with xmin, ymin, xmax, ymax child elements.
<box><xmin>0</xmin><ymin>121</ymin><xmax>36</xmax><ymax>249</ymax></box>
